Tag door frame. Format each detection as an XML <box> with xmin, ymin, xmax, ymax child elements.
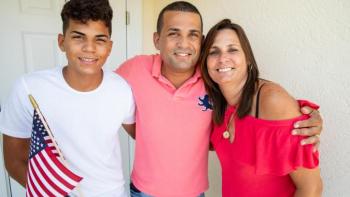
<box><xmin>125</xmin><ymin>0</ymin><xmax>142</xmax><ymax>175</ymax></box>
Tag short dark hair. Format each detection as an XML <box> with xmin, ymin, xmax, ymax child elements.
<box><xmin>156</xmin><ymin>1</ymin><xmax>203</xmax><ymax>33</ymax></box>
<box><xmin>200</xmin><ymin>19</ymin><xmax>260</xmax><ymax>124</ymax></box>
<box><xmin>61</xmin><ymin>0</ymin><xmax>113</xmax><ymax>35</ymax></box>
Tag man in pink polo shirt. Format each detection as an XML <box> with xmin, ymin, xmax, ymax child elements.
<box><xmin>116</xmin><ymin>1</ymin><xmax>323</xmax><ymax>197</ymax></box>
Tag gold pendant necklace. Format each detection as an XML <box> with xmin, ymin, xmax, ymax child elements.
<box><xmin>223</xmin><ymin>112</ymin><xmax>235</xmax><ymax>142</ymax></box>
<box><xmin>222</xmin><ymin>130</ymin><xmax>230</xmax><ymax>139</ymax></box>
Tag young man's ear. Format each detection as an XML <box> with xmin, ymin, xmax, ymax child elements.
<box><xmin>107</xmin><ymin>40</ymin><xmax>113</xmax><ymax>55</ymax></box>
<box><xmin>58</xmin><ymin>34</ymin><xmax>65</xmax><ymax>52</ymax></box>
<box><xmin>153</xmin><ymin>32</ymin><xmax>160</xmax><ymax>50</ymax></box>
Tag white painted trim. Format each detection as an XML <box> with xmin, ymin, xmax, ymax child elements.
<box><xmin>125</xmin><ymin>0</ymin><xmax>143</xmax><ymax>177</ymax></box>
<box><xmin>126</xmin><ymin>0</ymin><xmax>143</xmax><ymax>58</ymax></box>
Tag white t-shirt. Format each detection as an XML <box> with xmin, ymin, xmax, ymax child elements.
<box><xmin>0</xmin><ymin>67</ymin><xmax>135</xmax><ymax>197</ymax></box>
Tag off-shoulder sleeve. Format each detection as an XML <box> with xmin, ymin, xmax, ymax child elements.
<box><xmin>254</xmin><ymin>100</ymin><xmax>320</xmax><ymax>176</ymax></box>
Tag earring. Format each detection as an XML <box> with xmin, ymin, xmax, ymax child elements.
<box><xmin>248</xmin><ymin>64</ymin><xmax>253</xmax><ymax>72</ymax></box>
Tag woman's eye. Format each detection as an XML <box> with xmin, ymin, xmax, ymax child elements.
<box><xmin>228</xmin><ymin>48</ymin><xmax>238</xmax><ymax>53</ymax></box>
<box><xmin>209</xmin><ymin>50</ymin><xmax>219</xmax><ymax>56</ymax></box>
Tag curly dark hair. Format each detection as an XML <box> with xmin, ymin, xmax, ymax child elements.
<box><xmin>61</xmin><ymin>0</ymin><xmax>113</xmax><ymax>35</ymax></box>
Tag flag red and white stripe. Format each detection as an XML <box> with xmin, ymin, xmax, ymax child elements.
<box><xmin>26</xmin><ymin>110</ymin><xmax>83</xmax><ymax>197</ymax></box>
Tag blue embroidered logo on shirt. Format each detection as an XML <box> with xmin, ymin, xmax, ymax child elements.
<box><xmin>198</xmin><ymin>94</ymin><xmax>213</xmax><ymax>111</ymax></box>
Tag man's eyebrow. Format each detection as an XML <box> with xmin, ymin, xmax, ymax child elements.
<box><xmin>70</xmin><ymin>31</ymin><xmax>85</xmax><ymax>35</ymax></box>
<box><xmin>189</xmin><ymin>29</ymin><xmax>201</xmax><ymax>34</ymax></box>
<box><xmin>96</xmin><ymin>34</ymin><xmax>109</xmax><ymax>38</ymax></box>
<box><xmin>70</xmin><ymin>31</ymin><xmax>109</xmax><ymax>38</ymax></box>
<box><xmin>166</xmin><ymin>28</ymin><xmax>201</xmax><ymax>35</ymax></box>
<box><xmin>167</xmin><ymin>27</ymin><xmax>180</xmax><ymax>32</ymax></box>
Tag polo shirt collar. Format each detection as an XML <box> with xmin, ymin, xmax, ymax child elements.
<box><xmin>151</xmin><ymin>54</ymin><xmax>163</xmax><ymax>78</ymax></box>
<box><xmin>151</xmin><ymin>54</ymin><xmax>202</xmax><ymax>83</ymax></box>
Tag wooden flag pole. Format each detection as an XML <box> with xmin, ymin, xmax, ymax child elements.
<box><xmin>28</xmin><ymin>95</ymin><xmax>65</xmax><ymax>160</ymax></box>
<box><xmin>28</xmin><ymin>94</ymin><xmax>84</xmax><ymax>197</ymax></box>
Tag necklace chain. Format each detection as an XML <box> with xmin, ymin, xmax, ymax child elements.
<box><xmin>223</xmin><ymin>112</ymin><xmax>235</xmax><ymax>143</ymax></box>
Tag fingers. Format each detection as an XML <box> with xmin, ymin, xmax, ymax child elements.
<box><xmin>300</xmin><ymin>135</ymin><xmax>320</xmax><ymax>152</ymax></box>
<box><xmin>296</xmin><ymin>133</ymin><xmax>320</xmax><ymax>153</ymax></box>
<box><xmin>294</xmin><ymin>108</ymin><xmax>323</xmax><ymax>129</ymax></box>
<box><xmin>293</xmin><ymin>106</ymin><xmax>323</xmax><ymax>152</ymax></box>
<box><xmin>292</xmin><ymin>125</ymin><xmax>322</xmax><ymax>137</ymax></box>
<box><xmin>300</xmin><ymin>106</ymin><xmax>314</xmax><ymax>115</ymax></box>
<box><xmin>313</xmin><ymin>142</ymin><xmax>320</xmax><ymax>153</ymax></box>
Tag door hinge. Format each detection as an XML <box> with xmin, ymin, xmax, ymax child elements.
<box><xmin>126</xmin><ymin>11</ymin><xmax>130</xmax><ymax>25</ymax></box>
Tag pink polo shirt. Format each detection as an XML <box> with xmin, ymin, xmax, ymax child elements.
<box><xmin>116</xmin><ymin>55</ymin><xmax>212</xmax><ymax>197</ymax></box>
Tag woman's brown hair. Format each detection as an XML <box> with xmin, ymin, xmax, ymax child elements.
<box><xmin>200</xmin><ymin>19</ymin><xmax>260</xmax><ymax>124</ymax></box>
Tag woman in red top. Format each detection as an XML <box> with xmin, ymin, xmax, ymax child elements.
<box><xmin>200</xmin><ymin>19</ymin><xmax>323</xmax><ymax>197</ymax></box>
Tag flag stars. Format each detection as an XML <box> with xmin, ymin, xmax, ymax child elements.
<box><xmin>29</xmin><ymin>111</ymin><xmax>49</xmax><ymax>158</ymax></box>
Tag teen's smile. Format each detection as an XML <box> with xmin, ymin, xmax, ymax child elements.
<box><xmin>78</xmin><ymin>57</ymin><xmax>98</xmax><ymax>65</ymax></box>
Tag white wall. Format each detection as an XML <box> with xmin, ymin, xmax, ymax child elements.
<box><xmin>142</xmin><ymin>0</ymin><xmax>157</xmax><ymax>54</ymax></box>
<box><xmin>144</xmin><ymin>0</ymin><xmax>350</xmax><ymax>196</ymax></box>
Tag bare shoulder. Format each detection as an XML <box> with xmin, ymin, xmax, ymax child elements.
<box><xmin>258</xmin><ymin>82</ymin><xmax>301</xmax><ymax>120</ymax></box>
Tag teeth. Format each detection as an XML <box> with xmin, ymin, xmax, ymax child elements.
<box><xmin>175</xmin><ymin>53</ymin><xmax>190</xmax><ymax>56</ymax></box>
<box><xmin>218</xmin><ymin>67</ymin><xmax>233</xmax><ymax>72</ymax></box>
<box><xmin>80</xmin><ymin>57</ymin><xmax>96</xmax><ymax>62</ymax></box>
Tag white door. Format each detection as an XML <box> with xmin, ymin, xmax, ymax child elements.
<box><xmin>0</xmin><ymin>0</ymin><xmax>141</xmax><ymax>196</ymax></box>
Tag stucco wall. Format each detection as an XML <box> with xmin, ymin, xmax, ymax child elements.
<box><xmin>143</xmin><ymin>0</ymin><xmax>350</xmax><ymax>196</ymax></box>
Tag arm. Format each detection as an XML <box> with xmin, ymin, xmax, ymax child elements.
<box><xmin>122</xmin><ymin>123</ymin><xmax>135</xmax><ymax>139</ymax></box>
<box><xmin>290</xmin><ymin>168</ymin><xmax>323</xmax><ymax>197</ymax></box>
<box><xmin>3</xmin><ymin>134</ymin><xmax>30</xmax><ymax>187</ymax></box>
<box><xmin>118</xmin><ymin>59</ymin><xmax>136</xmax><ymax>140</ymax></box>
<box><xmin>259</xmin><ymin>83</ymin><xmax>322</xmax><ymax>196</ymax></box>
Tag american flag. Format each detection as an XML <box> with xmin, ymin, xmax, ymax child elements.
<box><xmin>26</xmin><ymin>109</ymin><xmax>83</xmax><ymax>197</ymax></box>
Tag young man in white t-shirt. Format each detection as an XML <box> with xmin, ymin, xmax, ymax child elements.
<box><xmin>0</xmin><ymin>0</ymin><xmax>135</xmax><ymax>196</ymax></box>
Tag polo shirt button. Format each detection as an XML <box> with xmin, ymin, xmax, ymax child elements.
<box><xmin>173</xmin><ymin>95</ymin><xmax>183</xmax><ymax>100</ymax></box>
